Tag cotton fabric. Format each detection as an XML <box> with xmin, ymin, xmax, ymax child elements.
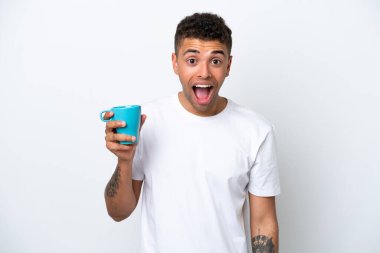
<box><xmin>132</xmin><ymin>94</ymin><xmax>280</xmax><ymax>253</ymax></box>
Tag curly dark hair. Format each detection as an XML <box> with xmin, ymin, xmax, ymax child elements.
<box><xmin>174</xmin><ymin>13</ymin><xmax>232</xmax><ymax>56</ymax></box>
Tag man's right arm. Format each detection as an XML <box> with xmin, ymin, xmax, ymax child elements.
<box><xmin>103</xmin><ymin>112</ymin><xmax>146</xmax><ymax>221</ymax></box>
<box><xmin>104</xmin><ymin>160</ymin><xmax>143</xmax><ymax>221</ymax></box>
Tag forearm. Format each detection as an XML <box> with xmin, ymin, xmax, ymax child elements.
<box><xmin>251</xmin><ymin>219</ymin><xmax>279</xmax><ymax>253</ymax></box>
<box><xmin>104</xmin><ymin>159</ymin><xmax>137</xmax><ymax>221</ymax></box>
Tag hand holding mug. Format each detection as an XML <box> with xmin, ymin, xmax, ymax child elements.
<box><xmin>100</xmin><ymin>105</ymin><xmax>146</xmax><ymax>163</ymax></box>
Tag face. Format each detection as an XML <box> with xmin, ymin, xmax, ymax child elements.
<box><xmin>172</xmin><ymin>38</ymin><xmax>232</xmax><ymax>116</ymax></box>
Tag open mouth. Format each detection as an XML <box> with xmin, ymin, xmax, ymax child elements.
<box><xmin>192</xmin><ymin>84</ymin><xmax>213</xmax><ymax>104</ymax></box>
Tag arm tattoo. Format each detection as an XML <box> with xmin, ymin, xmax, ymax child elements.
<box><xmin>105</xmin><ymin>166</ymin><xmax>121</xmax><ymax>198</ymax></box>
<box><xmin>252</xmin><ymin>229</ymin><xmax>275</xmax><ymax>253</ymax></box>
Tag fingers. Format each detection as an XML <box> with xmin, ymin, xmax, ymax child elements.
<box><xmin>105</xmin><ymin>114</ymin><xmax>146</xmax><ymax>133</ymax></box>
<box><xmin>105</xmin><ymin>133</ymin><xmax>136</xmax><ymax>143</ymax></box>
<box><xmin>102</xmin><ymin>111</ymin><xmax>114</xmax><ymax>120</ymax></box>
<box><xmin>104</xmin><ymin>114</ymin><xmax>146</xmax><ymax>143</ymax></box>
<box><xmin>106</xmin><ymin>140</ymin><xmax>135</xmax><ymax>152</ymax></box>
<box><xmin>105</xmin><ymin>120</ymin><xmax>126</xmax><ymax>133</ymax></box>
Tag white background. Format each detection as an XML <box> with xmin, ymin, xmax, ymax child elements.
<box><xmin>1</xmin><ymin>0</ymin><xmax>379</xmax><ymax>252</ymax></box>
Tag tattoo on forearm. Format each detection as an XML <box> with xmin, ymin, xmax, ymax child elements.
<box><xmin>105</xmin><ymin>166</ymin><xmax>121</xmax><ymax>198</ymax></box>
<box><xmin>252</xmin><ymin>229</ymin><xmax>275</xmax><ymax>253</ymax></box>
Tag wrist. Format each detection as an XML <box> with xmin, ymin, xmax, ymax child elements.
<box><xmin>117</xmin><ymin>158</ymin><xmax>133</xmax><ymax>169</ymax></box>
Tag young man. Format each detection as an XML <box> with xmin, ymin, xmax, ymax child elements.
<box><xmin>103</xmin><ymin>13</ymin><xmax>280</xmax><ymax>253</ymax></box>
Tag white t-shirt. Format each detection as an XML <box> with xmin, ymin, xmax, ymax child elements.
<box><xmin>132</xmin><ymin>94</ymin><xmax>280</xmax><ymax>253</ymax></box>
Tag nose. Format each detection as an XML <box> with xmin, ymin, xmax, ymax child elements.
<box><xmin>197</xmin><ymin>61</ymin><xmax>211</xmax><ymax>79</ymax></box>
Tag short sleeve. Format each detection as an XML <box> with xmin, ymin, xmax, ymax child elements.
<box><xmin>248</xmin><ymin>126</ymin><xmax>281</xmax><ymax>196</ymax></box>
<box><xmin>132</xmin><ymin>136</ymin><xmax>145</xmax><ymax>180</ymax></box>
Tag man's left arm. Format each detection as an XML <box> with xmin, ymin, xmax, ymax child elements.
<box><xmin>249</xmin><ymin>193</ymin><xmax>279</xmax><ymax>253</ymax></box>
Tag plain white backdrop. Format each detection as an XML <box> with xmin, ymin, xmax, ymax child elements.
<box><xmin>1</xmin><ymin>0</ymin><xmax>379</xmax><ymax>252</ymax></box>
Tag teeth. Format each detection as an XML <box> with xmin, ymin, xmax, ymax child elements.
<box><xmin>194</xmin><ymin>85</ymin><xmax>212</xmax><ymax>88</ymax></box>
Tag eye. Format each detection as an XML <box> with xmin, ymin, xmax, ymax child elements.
<box><xmin>211</xmin><ymin>59</ymin><xmax>222</xmax><ymax>65</ymax></box>
<box><xmin>187</xmin><ymin>58</ymin><xmax>197</xmax><ymax>65</ymax></box>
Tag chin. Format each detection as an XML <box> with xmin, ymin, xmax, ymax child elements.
<box><xmin>191</xmin><ymin>97</ymin><xmax>218</xmax><ymax>114</ymax></box>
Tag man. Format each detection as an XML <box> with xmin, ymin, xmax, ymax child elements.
<box><xmin>103</xmin><ymin>13</ymin><xmax>280</xmax><ymax>253</ymax></box>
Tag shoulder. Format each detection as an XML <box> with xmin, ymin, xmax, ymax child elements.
<box><xmin>139</xmin><ymin>95</ymin><xmax>177</xmax><ymax>131</ymax></box>
<box><xmin>227</xmin><ymin>99</ymin><xmax>274</xmax><ymax>134</ymax></box>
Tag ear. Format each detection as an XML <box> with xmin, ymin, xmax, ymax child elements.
<box><xmin>226</xmin><ymin>55</ymin><xmax>233</xmax><ymax>77</ymax></box>
<box><xmin>172</xmin><ymin>53</ymin><xmax>179</xmax><ymax>75</ymax></box>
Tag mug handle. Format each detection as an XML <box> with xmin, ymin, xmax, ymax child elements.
<box><xmin>100</xmin><ymin>110</ymin><xmax>113</xmax><ymax>122</ymax></box>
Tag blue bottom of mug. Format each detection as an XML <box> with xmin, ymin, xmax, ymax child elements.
<box><xmin>120</xmin><ymin>141</ymin><xmax>136</xmax><ymax>145</ymax></box>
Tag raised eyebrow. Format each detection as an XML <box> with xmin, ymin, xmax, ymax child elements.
<box><xmin>183</xmin><ymin>49</ymin><xmax>200</xmax><ymax>56</ymax></box>
<box><xmin>182</xmin><ymin>49</ymin><xmax>226</xmax><ymax>56</ymax></box>
<box><xmin>211</xmin><ymin>50</ymin><xmax>226</xmax><ymax>56</ymax></box>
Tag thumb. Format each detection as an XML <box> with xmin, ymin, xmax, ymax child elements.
<box><xmin>139</xmin><ymin>114</ymin><xmax>147</xmax><ymax>132</ymax></box>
